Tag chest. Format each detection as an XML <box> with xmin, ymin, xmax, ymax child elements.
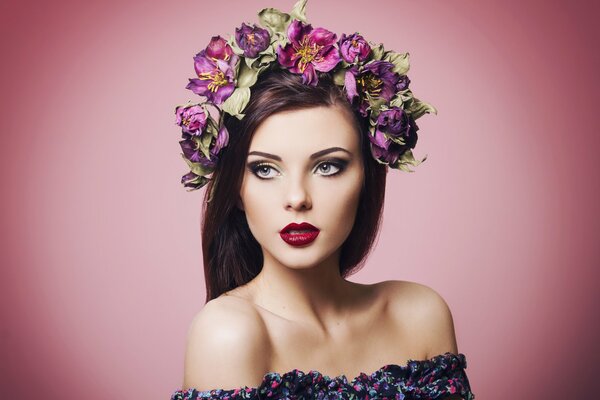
<box><xmin>258</xmin><ymin>300</ymin><xmax>429</xmax><ymax>379</ymax></box>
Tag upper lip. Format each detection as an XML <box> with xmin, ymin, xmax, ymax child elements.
<box><xmin>280</xmin><ymin>222</ymin><xmax>319</xmax><ymax>233</ymax></box>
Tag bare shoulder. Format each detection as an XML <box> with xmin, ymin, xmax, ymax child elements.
<box><xmin>182</xmin><ymin>295</ymin><xmax>271</xmax><ymax>391</ymax></box>
<box><xmin>379</xmin><ymin>280</ymin><xmax>459</xmax><ymax>359</ymax></box>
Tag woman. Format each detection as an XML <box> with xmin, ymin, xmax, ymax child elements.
<box><xmin>171</xmin><ymin>1</ymin><xmax>474</xmax><ymax>399</ymax></box>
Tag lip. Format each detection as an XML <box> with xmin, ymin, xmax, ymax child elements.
<box><xmin>279</xmin><ymin>222</ymin><xmax>320</xmax><ymax>247</ymax></box>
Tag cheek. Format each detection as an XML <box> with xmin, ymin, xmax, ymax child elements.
<box><xmin>319</xmin><ymin>170</ymin><xmax>363</xmax><ymax>233</ymax></box>
<box><xmin>239</xmin><ymin>176</ymin><xmax>277</xmax><ymax>236</ymax></box>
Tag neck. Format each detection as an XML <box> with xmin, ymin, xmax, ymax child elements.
<box><xmin>251</xmin><ymin>249</ymin><xmax>358</xmax><ymax>336</ymax></box>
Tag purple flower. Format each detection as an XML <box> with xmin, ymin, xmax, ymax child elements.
<box><xmin>338</xmin><ymin>33</ymin><xmax>371</xmax><ymax>63</ymax></box>
<box><xmin>345</xmin><ymin>60</ymin><xmax>400</xmax><ymax>117</ymax></box>
<box><xmin>277</xmin><ymin>20</ymin><xmax>341</xmax><ymax>86</ymax></box>
<box><xmin>235</xmin><ymin>23</ymin><xmax>270</xmax><ymax>58</ymax></box>
<box><xmin>186</xmin><ymin>36</ymin><xmax>239</xmax><ymax>105</ymax></box>
<box><xmin>179</xmin><ymin>125</ymin><xmax>229</xmax><ymax>168</ymax></box>
<box><xmin>396</xmin><ymin>74</ymin><xmax>410</xmax><ymax>91</ymax></box>
<box><xmin>368</xmin><ymin>107</ymin><xmax>419</xmax><ymax>165</ymax></box>
<box><xmin>179</xmin><ymin>138</ymin><xmax>217</xmax><ymax>169</ymax></box>
<box><xmin>175</xmin><ymin>104</ymin><xmax>207</xmax><ymax>136</ymax></box>
<box><xmin>212</xmin><ymin>125</ymin><xmax>230</xmax><ymax>155</ymax></box>
<box><xmin>181</xmin><ymin>171</ymin><xmax>205</xmax><ymax>190</ymax></box>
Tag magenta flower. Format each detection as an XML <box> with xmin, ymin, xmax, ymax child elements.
<box><xmin>175</xmin><ymin>104</ymin><xmax>207</xmax><ymax>136</ymax></box>
<box><xmin>338</xmin><ymin>33</ymin><xmax>371</xmax><ymax>63</ymax></box>
<box><xmin>186</xmin><ymin>36</ymin><xmax>239</xmax><ymax>105</ymax></box>
<box><xmin>277</xmin><ymin>20</ymin><xmax>341</xmax><ymax>86</ymax></box>
<box><xmin>345</xmin><ymin>60</ymin><xmax>400</xmax><ymax>117</ymax></box>
<box><xmin>235</xmin><ymin>23</ymin><xmax>270</xmax><ymax>58</ymax></box>
<box><xmin>368</xmin><ymin>107</ymin><xmax>419</xmax><ymax>165</ymax></box>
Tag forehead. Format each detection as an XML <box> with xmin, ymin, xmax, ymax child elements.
<box><xmin>248</xmin><ymin>106</ymin><xmax>360</xmax><ymax>156</ymax></box>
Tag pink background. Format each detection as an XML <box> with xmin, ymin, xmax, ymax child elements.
<box><xmin>1</xmin><ymin>0</ymin><xmax>598</xmax><ymax>398</ymax></box>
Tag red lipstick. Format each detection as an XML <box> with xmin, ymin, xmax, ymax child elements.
<box><xmin>279</xmin><ymin>222</ymin><xmax>320</xmax><ymax>247</ymax></box>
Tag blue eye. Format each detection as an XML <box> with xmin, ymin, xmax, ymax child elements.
<box><xmin>246</xmin><ymin>158</ymin><xmax>348</xmax><ymax>180</ymax></box>
<box><xmin>316</xmin><ymin>161</ymin><xmax>343</xmax><ymax>176</ymax></box>
<box><xmin>250</xmin><ymin>163</ymin><xmax>279</xmax><ymax>179</ymax></box>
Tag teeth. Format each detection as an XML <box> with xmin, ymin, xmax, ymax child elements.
<box><xmin>288</xmin><ymin>229</ymin><xmax>313</xmax><ymax>234</ymax></box>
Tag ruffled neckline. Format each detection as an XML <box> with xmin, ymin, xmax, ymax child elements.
<box><xmin>171</xmin><ymin>352</ymin><xmax>471</xmax><ymax>399</ymax></box>
<box><xmin>260</xmin><ymin>351</ymin><xmax>466</xmax><ymax>385</ymax></box>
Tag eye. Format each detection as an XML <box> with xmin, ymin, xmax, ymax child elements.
<box><xmin>249</xmin><ymin>162</ymin><xmax>279</xmax><ymax>179</ymax></box>
<box><xmin>315</xmin><ymin>160</ymin><xmax>347</xmax><ymax>177</ymax></box>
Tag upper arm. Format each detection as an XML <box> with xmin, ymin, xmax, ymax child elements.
<box><xmin>387</xmin><ymin>280</ymin><xmax>459</xmax><ymax>359</ymax></box>
<box><xmin>182</xmin><ymin>298</ymin><xmax>271</xmax><ymax>391</ymax></box>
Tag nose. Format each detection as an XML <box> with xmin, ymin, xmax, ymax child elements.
<box><xmin>284</xmin><ymin>174</ymin><xmax>312</xmax><ymax>211</ymax></box>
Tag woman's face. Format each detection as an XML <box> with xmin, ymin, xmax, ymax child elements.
<box><xmin>239</xmin><ymin>105</ymin><xmax>364</xmax><ymax>271</ymax></box>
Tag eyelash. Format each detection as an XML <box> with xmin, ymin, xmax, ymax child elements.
<box><xmin>247</xmin><ymin>159</ymin><xmax>349</xmax><ymax>180</ymax></box>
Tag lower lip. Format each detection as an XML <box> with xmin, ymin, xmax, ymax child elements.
<box><xmin>280</xmin><ymin>230</ymin><xmax>320</xmax><ymax>246</ymax></box>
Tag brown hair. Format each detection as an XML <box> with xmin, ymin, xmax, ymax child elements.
<box><xmin>200</xmin><ymin>69</ymin><xmax>387</xmax><ymax>303</ymax></box>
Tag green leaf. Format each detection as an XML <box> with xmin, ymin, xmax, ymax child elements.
<box><xmin>236</xmin><ymin>61</ymin><xmax>259</xmax><ymax>88</ymax></box>
<box><xmin>183</xmin><ymin>174</ymin><xmax>209</xmax><ymax>191</ymax></box>
<box><xmin>204</xmin><ymin>116</ymin><xmax>219</xmax><ymax>138</ymax></box>
<box><xmin>248</xmin><ymin>52</ymin><xmax>277</xmax><ymax>70</ymax></box>
<box><xmin>227</xmin><ymin>35</ymin><xmax>244</xmax><ymax>56</ymax></box>
<box><xmin>370</xmin><ymin>43</ymin><xmax>385</xmax><ymax>61</ymax></box>
<box><xmin>388</xmin><ymin>134</ymin><xmax>406</xmax><ymax>146</ymax></box>
<box><xmin>366</xmin><ymin>93</ymin><xmax>387</xmax><ymax>113</ymax></box>
<box><xmin>197</xmin><ymin>133</ymin><xmax>212</xmax><ymax>159</ymax></box>
<box><xmin>258</xmin><ymin>6</ymin><xmax>291</xmax><ymax>37</ymax></box>
<box><xmin>397</xmin><ymin>163</ymin><xmax>415</xmax><ymax>172</ymax></box>
<box><xmin>222</xmin><ymin>87</ymin><xmax>251</xmax><ymax>118</ymax></box>
<box><xmin>333</xmin><ymin>68</ymin><xmax>347</xmax><ymax>86</ymax></box>
<box><xmin>290</xmin><ymin>0</ymin><xmax>308</xmax><ymax>23</ymax></box>
<box><xmin>389</xmin><ymin>95</ymin><xmax>404</xmax><ymax>108</ymax></box>
<box><xmin>392</xmin><ymin>149</ymin><xmax>427</xmax><ymax>171</ymax></box>
<box><xmin>407</xmin><ymin>97</ymin><xmax>438</xmax><ymax>119</ymax></box>
<box><xmin>372</xmin><ymin>154</ymin><xmax>390</xmax><ymax>166</ymax></box>
<box><xmin>383</xmin><ymin>51</ymin><xmax>410</xmax><ymax>75</ymax></box>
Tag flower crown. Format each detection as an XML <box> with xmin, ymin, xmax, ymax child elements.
<box><xmin>175</xmin><ymin>0</ymin><xmax>437</xmax><ymax>192</ymax></box>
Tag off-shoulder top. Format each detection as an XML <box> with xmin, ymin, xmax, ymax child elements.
<box><xmin>170</xmin><ymin>352</ymin><xmax>474</xmax><ymax>399</ymax></box>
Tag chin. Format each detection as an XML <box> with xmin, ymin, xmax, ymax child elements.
<box><xmin>267</xmin><ymin>244</ymin><xmax>340</xmax><ymax>271</ymax></box>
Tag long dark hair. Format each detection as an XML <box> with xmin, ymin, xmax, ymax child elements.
<box><xmin>201</xmin><ymin>69</ymin><xmax>387</xmax><ymax>303</ymax></box>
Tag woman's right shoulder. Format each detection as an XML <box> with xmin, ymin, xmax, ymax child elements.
<box><xmin>188</xmin><ymin>295</ymin><xmax>268</xmax><ymax>338</ymax></box>
<box><xmin>182</xmin><ymin>295</ymin><xmax>271</xmax><ymax>391</ymax></box>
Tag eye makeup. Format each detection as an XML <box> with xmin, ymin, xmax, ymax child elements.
<box><xmin>246</xmin><ymin>157</ymin><xmax>350</xmax><ymax>180</ymax></box>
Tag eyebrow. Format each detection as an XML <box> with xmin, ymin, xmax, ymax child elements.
<box><xmin>247</xmin><ymin>147</ymin><xmax>352</xmax><ymax>161</ymax></box>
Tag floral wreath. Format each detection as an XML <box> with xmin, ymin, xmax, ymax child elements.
<box><xmin>175</xmin><ymin>0</ymin><xmax>437</xmax><ymax>192</ymax></box>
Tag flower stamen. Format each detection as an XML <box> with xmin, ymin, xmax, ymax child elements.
<box><xmin>358</xmin><ymin>73</ymin><xmax>383</xmax><ymax>97</ymax></box>
<box><xmin>199</xmin><ymin>70</ymin><xmax>228</xmax><ymax>92</ymax></box>
<box><xmin>295</xmin><ymin>36</ymin><xmax>323</xmax><ymax>72</ymax></box>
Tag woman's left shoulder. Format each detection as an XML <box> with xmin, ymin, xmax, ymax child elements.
<box><xmin>377</xmin><ymin>279</ymin><xmax>459</xmax><ymax>357</ymax></box>
<box><xmin>379</xmin><ymin>280</ymin><xmax>451</xmax><ymax>310</ymax></box>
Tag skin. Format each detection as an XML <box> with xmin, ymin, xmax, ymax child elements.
<box><xmin>183</xmin><ymin>105</ymin><xmax>462</xmax><ymax>398</ymax></box>
<box><xmin>237</xmin><ymin>104</ymin><xmax>365</xmax><ymax>332</ymax></box>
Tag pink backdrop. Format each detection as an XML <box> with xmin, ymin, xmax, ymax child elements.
<box><xmin>1</xmin><ymin>0</ymin><xmax>598</xmax><ymax>398</ymax></box>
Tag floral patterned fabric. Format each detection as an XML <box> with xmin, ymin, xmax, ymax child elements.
<box><xmin>170</xmin><ymin>352</ymin><xmax>475</xmax><ymax>399</ymax></box>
